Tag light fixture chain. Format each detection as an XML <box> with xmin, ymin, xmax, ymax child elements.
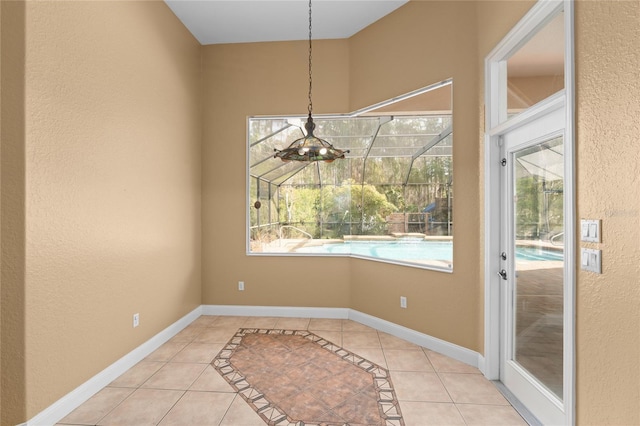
<box><xmin>308</xmin><ymin>0</ymin><xmax>313</xmax><ymax>116</ymax></box>
<box><xmin>272</xmin><ymin>0</ymin><xmax>349</xmax><ymax>162</ymax></box>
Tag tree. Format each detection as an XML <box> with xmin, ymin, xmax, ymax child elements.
<box><xmin>324</xmin><ymin>179</ymin><xmax>397</xmax><ymax>235</ymax></box>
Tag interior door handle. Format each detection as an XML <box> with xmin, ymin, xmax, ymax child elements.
<box><xmin>498</xmin><ymin>269</ymin><xmax>507</xmax><ymax>280</ymax></box>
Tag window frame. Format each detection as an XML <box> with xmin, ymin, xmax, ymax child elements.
<box><xmin>246</xmin><ymin>79</ymin><xmax>455</xmax><ymax>273</ymax></box>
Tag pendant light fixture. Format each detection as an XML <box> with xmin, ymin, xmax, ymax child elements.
<box><xmin>274</xmin><ymin>0</ymin><xmax>349</xmax><ymax>163</ymax></box>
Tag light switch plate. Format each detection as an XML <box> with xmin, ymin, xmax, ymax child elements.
<box><xmin>580</xmin><ymin>219</ymin><xmax>601</xmax><ymax>243</ymax></box>
<box><xmin>580</xmin><ymin>248</ymin><xmax>602</xmax><ymax>274</ymax></box>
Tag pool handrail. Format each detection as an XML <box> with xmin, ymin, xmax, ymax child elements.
<box><xmin>550</xmin><ymin>232</ymin><xmax>564</xmax><ymax>246</ymax></box>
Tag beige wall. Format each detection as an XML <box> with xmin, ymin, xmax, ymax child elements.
<box><xmin>2</xmin><ymin>1</ymin><xmax>202</xmax><ymax>421</ymax></box>
<box><xmin>202</xmin><ymin>40</ymin><xmax>352</xmax><ymax>309</ymax></box>
<box><xmin>348</xmin><ymin>1</ymin><xmax>480</xmax><ymax>350</ymax></box>
<box><xmin>573</xmin><ymin>1</ymin><xmax>639</xmax><ymax>424</ymax></box>
<box><xmin>508</xmin><ymin>75</ymin><xmax>565</xmax><ymax>110</ymax></box>
<box><xmin>1</xmin><ymin>0</ymin><xmax>27</xmax><ymax>422</ymax></box>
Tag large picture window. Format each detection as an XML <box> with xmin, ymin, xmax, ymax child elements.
<box><xmin>248</xmin><ymin>80</ymin><xmax>453</xmax><ymax>271</ymax></box>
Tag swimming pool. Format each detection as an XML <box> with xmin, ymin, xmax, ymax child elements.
<box><xmin>295</xmin><ymin>240</ymin><xmax>563</xmax><ymax>263</ymax></box>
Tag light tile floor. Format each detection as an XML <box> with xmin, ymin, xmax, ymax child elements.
<box><xmin>58</xmin><ymin>316</ymin><xmax>528</xmax><ymax>426</ymax></box>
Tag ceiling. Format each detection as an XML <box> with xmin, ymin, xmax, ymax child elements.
<box><xmin>165</xmin><ymin>0</ymin><xmax>564</xmax><ymax>80</ymax></box>
<box><xmin>164</xmin><ymin>0</ymin><xmax>409</xmax><ymax>45</ymax></box>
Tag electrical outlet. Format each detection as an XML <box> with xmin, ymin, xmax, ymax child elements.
<box><xmin>400</xmin><ymin>296</ymin><xmax>407</xmax><ymax>309</ymax></box>
<box><xmin>133</xmin><ymin>313</ymin><xmax>140</xmax><ymax>328</ymax></box>
<box><xmin>238</xmin><ymin>281</ymin><xmax>245</xmax><ymax>291</ymax></box>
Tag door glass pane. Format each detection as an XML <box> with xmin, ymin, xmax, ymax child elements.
<box><xmin>513</xmin><ymin>136</ymin><xmax>564</xmax><ymax>399</ymax></box>
<box><xmin>507</xmin><ymin>11</ymin><xmax>564</xmax><ymax>116</ymax></box>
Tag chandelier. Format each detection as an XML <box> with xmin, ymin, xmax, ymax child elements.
<box><xmin>274</xmin><ymin>0</ymin><xmax>349</xmax><ymax>163</ymax></box>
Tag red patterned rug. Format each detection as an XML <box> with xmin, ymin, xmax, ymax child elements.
<box><xmin>213</xmin><ymin>328</ymin><xmax>404</xmax><ymax>426</ymax></box>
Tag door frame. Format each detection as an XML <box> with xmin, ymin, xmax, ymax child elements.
<box><xmin>482</xmin><ymin>0</ymin><xmax>575</xmax><ymax>424</ymax></box>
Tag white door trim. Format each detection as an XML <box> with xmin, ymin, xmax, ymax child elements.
<box><xmin>483</xmin><ymin>0</ymin><xmax>575</xmax><ymax>424</ymax></box>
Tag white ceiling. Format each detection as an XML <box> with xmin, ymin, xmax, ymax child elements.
<box><xmin>164</xmin><ymin>0</ymin><xmax>409</xmax><ymax>45</ymax></box>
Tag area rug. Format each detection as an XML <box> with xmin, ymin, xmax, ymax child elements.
<box><xmin>213</xmin><ymin>328</ymin><xmax>404</xmax><ymax>426</ymax></box>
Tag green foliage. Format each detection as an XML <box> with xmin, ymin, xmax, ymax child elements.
<box><xmin>278</xmin><ymin>186</ymin><xmax>320</xmax><ymax>237</ymax></box>
<box><xmin>336</xmin><ymin>180</ymin><xmax>398</xmax><ymax>234</ymax></box>
<box><xmin>515</xmin><ymin>176</ymin><xmax>564</xmax><ymax>239</ymax></box>
<box><xmin>277</xmin><ymin>180</ymin><xmax>397</xmax><ymax>238</ymax></box>
<box><xmin>384</xmin><ymin>186</ymin><xmax>406</xmax><ymax>211</ymax></box>
<box><xmin>516</xmin><ymin>177</ymin><xmax>540</xmax><ymax>238</ymax></box>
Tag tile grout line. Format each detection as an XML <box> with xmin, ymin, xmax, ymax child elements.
<box><xmin>97</xmin><ymin>356</ymin><xmax>171</xmax><ymax>425</ymax></box>
<box><xmin>436</xmin><ymin>369</ymin><xmax>471</xmax><ymax>426</ymax></box>
<box><xmin>91</xmin><ymin>388</ymin><xmax>132</xmax><ymax>426</ymax></box>
<box><xmin>216</xmin><ymin>394</ymin><xmax>238</xmax><ymax>426</ymax></box>
<box><xmin>153</xmin><ymin>390</ymin><xmax>187</xmax><ymax>426</ymax></box>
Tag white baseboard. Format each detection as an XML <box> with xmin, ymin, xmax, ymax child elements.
<box><xmin>203</xmin><ymin>305</ymin><xmax>480</xmax><ymax>368</ymax></box>
<box><xmin>348</xmin><ymin>310</ymin><xmax>482</xmax><ymax>368</ymax></box>
<box><xmin>477</xmin><ymin>354</ymin><xmax>487</xmax><ymax>375</ymax></box>
<box><xmin>26</xmin><ymin>306</ymin><xmax>202</xmax><ymax>426</ymax></box>
<box><xmin>26</xmin><ymin>304</ymin><xmax>482</xmax><ymax>425</ymax></box>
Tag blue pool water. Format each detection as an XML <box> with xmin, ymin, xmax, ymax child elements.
<box><xmin>516</xmin><ymin>246</ymin><xmax>564</xmax><ymax>261</ymax></box>
<box><xmin>296</xmin><ymin>240</ymin><xmax>563</xmax><ymax>263</ymax></box>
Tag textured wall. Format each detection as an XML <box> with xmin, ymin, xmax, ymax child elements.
<box><xmin>574</xmin><ymin>0</ymin><xmax>640</xmax><ymax>423</ymax></box>
<box><xmin>202</xmin><ymin>40</ymin><xmax>352</xmax><ymax>308</ymax></box>
<box><xmin>348</xmin><ymin>1</ymin><xmax>481</xmax><ymax>350</ymax></box>
<box><xmin>1</xmin><ymin>0</ymin><xmax>27</xmax><ymax>423</ymax></box>
<box><xmin>18</xmin><ymin>1</ymin><xmax>202</xmax><ymax>419</ymax></box>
